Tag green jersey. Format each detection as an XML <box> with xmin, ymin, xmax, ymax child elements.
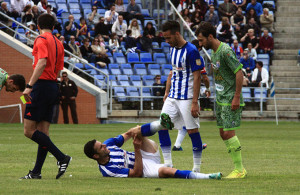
<box><xmin>211</xmin><ymin>42</ymin><xmax>244</xmax><ymax>106</ymax></box>
<box><xmin>0</xmin><ymin>68</ymin><xmax>8</xmax><ymax>91</ymax></box>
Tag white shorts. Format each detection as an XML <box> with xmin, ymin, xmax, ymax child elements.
<box><xmin>161</xmin><ymin>97</ymin><xmax>200</xmax><ymax>130</ymax></box>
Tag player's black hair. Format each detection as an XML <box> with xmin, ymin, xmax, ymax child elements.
<box><xmin>191</xmin><ymin>39</ymin><xmax>200</xmax><ymax>49</ymax></box>
<box><xmin>162</xmin><ymin>20</ymin><xmax>180</xmax><ymax>34</ymax></box>
<box><xmin>84</xmin><ymin>139</ymin><xmax>97</xmax><ymax>159</ymax></box>
<box><xmin>256</xmin><ymin>61</ymin><xmax>263</xmax><ymax>67</ymax></box>
<box><xmin>195</xmin><ymin>21</ymin><xmax>216</xmax><ymax>39</ymax></box>
<box><xmin>37</xmin><ymin>14</ymin><xmax>55</xmax><ymax>30</ymax></box>
<box><xmin>9</xmin><ymin>74</ymin><xmax>26</xmax><ymax>92</ymax></box>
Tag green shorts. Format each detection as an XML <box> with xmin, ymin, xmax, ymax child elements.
<box><xmin>216</xmin><ymin>104</ymin><xmax>242</xmax><ymax>131</ymax></box>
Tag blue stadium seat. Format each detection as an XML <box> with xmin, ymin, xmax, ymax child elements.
<box><xmin>85</xmin><ymin>62</ymin><xmax>95</xmax><ymax>70</ymax></box>
<box><xmin>118</xmin><ymin>75</ymin><xmax>131</xmax><ymax>86</ymax></box>
<box><xmin>153</xmin><ymin>53</ymin><xmax>167</xmax><ymax>64</ymax></box>
<box><xmin>153</xmin><ymin>9</ymin><xmax>165</xmax><ymax>19</ymax></box>
<box><xmin>69</xmin><ymin>3</ymin><xmax>80</xmax><ymax>9</ymax></box>
<box><xmin>94</xmin><ymin>75</ymin><xmax>106</xmax><ymax>88</ymax></box>
<box><xmin>56</xmin><ymin>0</ymin><xmax>66</xmax><ymax>3</ymax></box>
<box><xmin>73</xmin><ymin>13</ymin><xmax>82</xmax><ymax>20</ymax></box>
<box><xmin>98</xmin><ymin>67</ymin><xmax>109</xmax><ymax>75</ymax></box>
<box><xmin>140</xmin><ymin>52</ymin><xmax>154</xmax><ymax>63</ymax></box>
<box><xmin>166</xmin><ymin>53</ymin><xmax>171</xmax><ymax>63</ymax></box>
<box><xmin>75</xmin><ymin>63</ymin><xmax>85</xmax><ymax>69</ymax></box>
<box><xmin>70</xmin><ymin>9</ymin><xmax>81</xmax><ymax>14</ymax></box>
<box><xmin>108</xmin><ymin>64</ymin><xmax>122</xmax><ymax>75</ymax></box>
<box><xmin>148</xmin><ymin>64</ymin><xmax>161</xmax><ymax>76</ymax></box>
<box><xmin>134</xmin><ymin>64</ymin><xmax>147</xmax><ymax>75</ymax></box>
<box><xmin>162</xmin><ymin>64</ymin><xmax>172</xmax><ymax>75</ymax></box>
<box><xmin>127</xmin><ymin>53</ymin><xmax>140</xmax><ymax>63</ymax></box>
<box><xmin>57</xmin><ymin>3</ymin><xmax>68</xmax><ymax>12</ymax></box>
<box><xmin>161</xmin><ymin>75</ymin><xmax>168</xmax><ymax>84</ymax></box>
<box><xmin>141</xmin><ymin>87</ymin><xmax>152</xmax><ymax>101</ymax></box>
<box><xmin>141</xmin><ymin>9</ymin><xmax>151</xmax><ymax>19</ymax></box>
<box><xmin>81</xmin><ymin>3</ymin><xmax>92</xmax><ymax>9</ymax></box>
<box><xmin>83</xmin><ymin>9</ymin><xmax>92</xmax><ymax>17</ymax></box>
<box><xmin>161</xmin><ymin>42</ymin><xmax>170</xmax><ymax>53</ymax></box>
<box><xmin>115</xmin><ymin>56</ymin><xmax>126</xmax><ymax>64</ymax></box>
<box><xmin>142</xmin><ymin>75</ymin><xmax>155</xmax><ymax>86</ymax></box>
<box><xmin>126</xmin><ymin>87</ymin><xmax>140</xmax><ymax>101</ymax></box>
<box><xmin>108</xmin><ymin>56</ymin><xmax>115</xmax><ymax>64</ymax></box>
<box><xmin>67</xmin><ymin>0</ymin><xmax>79</xmax><ymax>3</ymax></box>
<box><xmin>49</xmin><ymin>2</ymin><xmax>57</xmax><ymax>9</ymax></box>
<box><xmin>130</xmin><ymin>75</ymin><xmax>142</xmax><ymax>86</ymax></box>
<box><xmin>113</xmin><ymin>52</ymin><xmax>124</xmax><ymax>61</ymax></box>
<box><xmin>98</xmin><ymin>9</ymin><xmax>106</xmax><ymax>15</ymax></box>
<box><xmin>109</xmin><ymin>75</ymin><xmax>119</xmax><ymax>86</ymax></box>
<box><xmin>257</xmin><ymin>54</ymin><xmax>270</xmax><ymax>59</ymax></box>
<box><xmin>120</xmin><ymin>64</ymin><xmax>133</xmax><ymax>75</ymax></box>
<box><xmin>242</xmin><ymin>87</ymin><xmax>251</xmax><ymax>102</ymax></box>
<box><xmin>114</xmin><ymin>87</ymin><xmax>127</xmax><ymax>101</ymax></box>
<box><xmin>87</xmin><ymin>69</ymin><xmax>97</xmax><ymax>75</ymax></box>
<box><xmin>254</xmin><ymin>88</ymin><xmax>267</xmax><ymax>102</ymax></box>
<box><xmin>80</xmin><ymin>0</ymin><xmax>91</xmax><ymax>3</ymax></box>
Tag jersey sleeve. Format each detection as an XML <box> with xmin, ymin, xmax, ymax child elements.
<box><xmin>57</xmin><ymin>42</ymin><xmax>65</xmax><ymax>71</ymax></box>
<box><xmin>103</xmin><ymin>135</ymin><xmax>125</xmax><ymax>147</ymax></box>
<box><xmin>189</xmin><ymin>49</ymin><xmax>204</xmax><ymax>72</ymax></box>
<box><xmin>223</xmin><ymin>47</ymin><xmax>242</xmax><ymax>74</ymax></box>
<box><xmin>100</xmin><ymin>166</ymin><xmax>130</xmax><ymax>177</ymax></box>
<box><xmin>35</xmin><ymin>37</ymin><xmax>48</xmax><ymax>60</ymax></box>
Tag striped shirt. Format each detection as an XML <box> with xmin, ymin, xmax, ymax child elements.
<box><xmin>98</xmin><ymin>135</ymin><xmax>135</xmax><ymax>177</ymax></box>
<box><xmin>168</xmin><ymin>42</ymin><xmax>205</xmax><ymax>100</ymax></box>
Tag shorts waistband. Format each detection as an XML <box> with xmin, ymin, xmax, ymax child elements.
<box><xmin>36</xmin><ymin>79</ymin><xmax>57</xmax><ymax>83</ymax></box>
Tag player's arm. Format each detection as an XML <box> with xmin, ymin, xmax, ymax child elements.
<box><xmin>191</xmin><ymin>69</ymin><xmax>201</xmax><ymax>118</ymax></box>
<box><xmin>163</xmin><ymin>71</ymin><xmax>172</xmax><ymax>102</ymax></box>
<box><xmin>128</xmin><ymin>136</ymin><xmax>143</xmax><ymax>177</ymax></box>
<box><xmin>201</xmin><ymin>74</ymin><xmax>211</xmax><ymax>97</ymax></box>
<box><xmin>232</xmin><ymin>69</ymin><xmax>243</xmax><ymax>110</ymax></box>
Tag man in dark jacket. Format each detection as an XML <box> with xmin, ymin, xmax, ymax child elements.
<box><xmin>60</xmin><ymin>71</ymin><xmax>78</xmax><ymax>124</ymax></box>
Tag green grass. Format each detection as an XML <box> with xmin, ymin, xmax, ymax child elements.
<box><xmin>0</xmin><ymin>122</ymin><xmax>300</xmax><ymax>194</ymax></box>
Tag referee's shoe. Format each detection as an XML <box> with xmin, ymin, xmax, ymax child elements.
<box><xmin>56</xmin><ymin>155</ymin><xmax>72</xmax><ymax>179</ymax></box>
<box><xmin>20</xmin><ymin>170</ymin><xmax>42</xmax><ymax>179</ymax></box>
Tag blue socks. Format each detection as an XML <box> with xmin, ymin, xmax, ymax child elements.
<box><xmin>174</xmin><ymin>170</ymin><xmax>192</xmax><ymax>179</ymax></box>
<box><xmin>189</xmin><ymin>132</ymin><xmax>203</xmax><ymax>172</ymax></box>
<box><xmin>141</xmin><ymin>121</ymin><xmax>162</xmax><ymax>137</ymax></box>
<box><xmin>158</xmin><ymin>130</ymin><xmax>172</xmax><ymax>166</ymax></box>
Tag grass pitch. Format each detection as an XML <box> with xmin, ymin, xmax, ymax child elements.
<box><xmin>0</xmin><ymin>121</ymin><xmax>299</xmax><ymax>194</ymax></box>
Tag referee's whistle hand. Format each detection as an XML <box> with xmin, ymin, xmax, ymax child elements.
<box><xmin>23</xmin><ymin>88</ymin><xmax>32</xmax><ymax>102</ymax></box>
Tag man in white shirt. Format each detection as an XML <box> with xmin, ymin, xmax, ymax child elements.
<box><xmin>10</xmin><ymin>0</ymin><xmax>26</xmax><ymax>18</ymax></box>
<box><xmin>112</xmin><ymin>15</ymin><xmax>127</xmax><ymax>41</ymax></box>
<box><xmin>251</xmin><ymin>61</ymin><xmax>269</xmax><ymax>88</ymax></box>
<box><xmin>104</xmin><ymin>4</ymin><xmax>118</xmax><ymax>26</ymax></box>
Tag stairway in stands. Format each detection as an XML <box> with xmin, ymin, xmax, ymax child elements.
<box><xmin>268</xmin><ymin>0</ymin><xmax>300</xmax><ymax>113</ymax></box>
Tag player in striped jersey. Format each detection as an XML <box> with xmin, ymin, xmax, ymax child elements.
<box><xmin>159</xmin><ymin>21</ymin><xmax>210</xmax><ymax>172</ymax></box>
<box><xmin>84</xmin><ymin>114</ymin><xmax>222</xmax><ymax>180</ymax></box>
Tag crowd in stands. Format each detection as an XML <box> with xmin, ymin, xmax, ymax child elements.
<box><xmin>0</xmin><ymin>0</ymin><xmax>276</xmax><ymax>105</ymax></box>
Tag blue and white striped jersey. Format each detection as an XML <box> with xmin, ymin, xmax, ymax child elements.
<box><xmin>98</xmin><ymin>135</ymin><xmax>135</xmax><ymax>177</ymax></box>
<box><xmin>168</xmin><ymin>42</ymin><xmax>205</xmax><ymax>100</ymax></box>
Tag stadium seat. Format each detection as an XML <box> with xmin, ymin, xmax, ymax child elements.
<box><xmin>81</xmin><ymin>3</ymin><xmax>92</xmax><ymax>9</ymax></box>
<box><xmin>134</xmin><ymin>64</ymin><xmax>147</xmax><ymax>75</ymax></box>
<box><xmin>75</xmin><ymin>63</ymin><xmax>85</xmax><ymax>69</ymax></box>
<box><xmin>114</xmin><ymin>87</ymin><xmax>127</xmax><ymax>101</ymax></box>
<box><xmin>80</xmin><ymin>0</ymin><xmax>91</xmax><ymax>3</ymax></box>
<box><xmin>140</xmin><ymin>52</ymin><xmax>154</xmax><ymax>63</ymax></box>
<box><xmin>49</xmin><ymin>2</ymin><xmax>57</xmax><ymax>9</ymax></box>
<box><xmin>141</xmin><ymin>9</ymin><xmax>151</xmax><ymax>19</ymax></box>
<box><xmin>85</xmin><ymin>62</ymin><xmax>95</xmax><ymax>70</ymax></box>
<box><xmin>126</xmin><ymin>87</ymin><xmax>140</xmax><ymax>101</ymax></box>
<box><xmin>161</xmin><ymin>75</ymin><xmax>168</xmax><ymax>84</ymax></box>
<box><xmin>70</xmin><ymin>9</ymin><xmax>81</xmax><ymax>14</ymax></box>
<box><xmin>94</xmin><ymin>75</ymin><xmax>106</xmax><ymax>88</ymax></box>
<box><xmin>113</xmin><ymin>52</ymin><xmax>124</xmax><ymax>61</ymax></box>
<box><xmin>118</xmin><ymin>75</ymin><xmax>131</xmax><ymax>86</ymax></box>
<box><xmin>153</xmin><ymin>53</ymin><xmax>167</xmax><ymax>64</ymax></box>
<box><xmin>87</xmin><ymin>69</ymin><xmax>97</xmax><ymax>75</ymax></box>
<box><xmin>108</xmin><ymin>64</ymin><xmax>122</xmax><ymax>75</ymax></box>
<box><xmin>130</xmin><ymin>75</ymin><xmax>142</xmax><ymax>86</ymax></box>
<box><xmin>141</xmin><ymin>87</ymin><xmax>152</xmax><ymax>101</ymax></box>
<box><xmin>109</xmin><ymin>75</ymin><xmax>119</xmax><ymax>87</ymax></box>
<box><xmin>69</xmin><ymin>3</ymin><xmax>80</xmax><ymax>9</ymax></box>
<box><xmin>115</xmin><ymin>55</ymin><xmax>126</xmax><ymax>64</ymax></box>
<box><xmin>148</xmin><ymin>64</ymin><xmax>161</xmax><ymax>76</ymax></box>
<box><xmin>98</xmin><ymin>67</ymin><xmax>109</xmax><ymax>75</ymax></box>
<box><xmin>166</xmin><ymin>53</ymin><xmax>171</xmax><ymax>63</ymax></box>
<box><xmin>142</xmin><ymin>75</ymin><xmax>155</xmax><ymax>86</ymax></box>
<box><xmin>153</xmin><ymin>9</ymin><xmax>165</xmax><ymax>19</ymax></box>
<box><xmin>257</xmin><ymin>54</ymin><xmax>270</xmax><ymax>59</ymax></box>
<box><xmin>57</xmin><ymin>3</ymin><xmax>68</xmax><ymax>12</ymax></box>
<box><xmin>108</xmin><ymin>56</ymin><xmax>115</xmax><ymax>64</ymax></box>
<box><xmin>254</xmin><ymin>88</ymin><xmax>267</xmax><ymax>102</ymax></box>
<box><xmin>161</xmin><ymin>42</ymin><xmax>170</xmax><ymax>53</ymax></box>
<box><xmin>120</xmin><ymin>64</ymin><xmax>134</xmax><ymax>75</ymax></box>
<box><xmin>162</xmin><ymin>64</ymin><xmax>172</xmax><ymax>75</ymax></box>
<box><xmin>68</xmin><ymin>0</ymin><xmax>79</xmax><ymax>3</ymax></box>
<box><xmin>127</xmin><ymin>53</ymin><xmax>140</xmax><ymax>63</ymax></box>
<box><xmin>242</xmin><ymin>87</ymin><xmax>251</xmax><ymax>102</ymax></box>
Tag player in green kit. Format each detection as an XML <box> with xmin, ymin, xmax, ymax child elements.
<box><xmin>0</xmin><ymin>68</ymin><xmax>25</xmax><ymax>93</ymax></box>
<box><xmin>195</xmin><ymin>22</ymin><xmax>247</xmax><ymax>179</ymax></box>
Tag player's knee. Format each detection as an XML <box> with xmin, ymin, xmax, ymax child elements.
<box><xmin>24</xmin><ymin>129</ymin><xmax>33</xmax><ymax>138</ymax></box>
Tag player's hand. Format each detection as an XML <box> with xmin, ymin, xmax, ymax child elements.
<box><xmin>191</xmin><ymin>102</ymin><xmax>200</xmax><ymax>118</ymax></box>
<box><xmin>23</xmin><ymin>88</ymin><xmax>32</xmax><ymax>102</ymax></box>
<box><xmin>231</xmin><ymin>96</ymin><xmax>240</xmax><ymax>110</ymax></box>
<box><xmin>133</xmin><ymin>135</ymin><xmax>142</xmax><ymax>150</ymax></box>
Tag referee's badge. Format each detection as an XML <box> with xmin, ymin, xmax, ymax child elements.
<box><xmin>196</xmin><ymin>59</ymin><xmax>202</xmax><ymax>66</ymax></box>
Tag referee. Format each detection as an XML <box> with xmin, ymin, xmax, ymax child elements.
<box><xmin>21</xmin><ymin>14</ymin><xmax>71</xmax><ymax>180</ymax></box>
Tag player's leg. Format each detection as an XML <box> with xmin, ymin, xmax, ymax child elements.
<box><xmin>179</xmin><ymin>100</ymin><xmax>202</xmax><ymax>172</ymax></box>
<box><xmin>172</xmin><ymin>126</ymin><xmax>187</xmax><ymax>151</ymax></box>
<box><xmin>158</xmin><ymin>167</ymin><xmax>221</xmax><ymax>180</ymax></box>
<box><xmin>219</xmin><ymin>105</ymin><xmax>246</xmax><ymax>179</ymax></box>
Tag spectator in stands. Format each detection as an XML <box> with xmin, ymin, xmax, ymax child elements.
<box><xmin>59</xmin><ymin>35</ymin><xmax>72</xmax><ymax>60</ymax></box>
<box><xmin>195</xmin><ymin>0</ymin><xmax>207</xmax><ymax>20</ymax></box>
<box><xmin>60</xmin><ymin>71</ymin><xmax>78</xmax><ymax>124</ymax></box>
<box><xmin>239</xmin><ymin>50</ymin><xmax>255</xmax><ymax>79</ymax></box>
<box><xmin>68</xmin><ymin>35</ymin><xmax>82</xmax><ymax>61</ymax></box>
<box><xmin>115</xmin><ymin>0</ymin><xmax>128</xmax><ymax>22</ymax></box>
<box><xmin>88</xmin><ymin>5</ymin><xmax>101</xmax><ymax>31</ymax></box>
<box><xmin>230</xmin><ymin>7</ymin><xmax>246</xmax><ymax>28</ymax></box>
<box><xmin>218</xmin><ymin>0</ymin><xmax>236</xmax><ymax>19</ymax></box>
<box><xmin>216</xmin><ymin>17</ymin><xmax>236</xmax><ymax>44</ymax></box>
<box><xmin>143</xmin><ymin>21</ymin><xmax>156</xmax><ymax>41</ymax></box>
<box><xmin>78</xmin><ymin>17</ymin><xmax>91</xmax><ymax>43</ymax></box>
<box><xmin>37</xmin><ymin>0</ymin><xmax>49</xmax><ymax>13</ymax></box>
<box><xmin>242</xmin><ymin>69</ymin><xmax>250</xmax><ymax>87</ymax></box>
<box><xmin>246</xmin><ymin>8</ymin><xmax>259</xmax><ymax>24</ymax></box>
<box><xmin>250</xmin><ymin>61</ymin><xmax>269</xmax><ymax>88</ymax></box>
<box><xmin>25</xmin><ymin>23</ymin><xmax>37</xmax><ymax>48</ymax></box>
<box><xmin>126</xmin><ymin>0</ymin><xmax>144</xmax><ymax>24</ymax></box>
<box><xmin>124</xmin><ymin>30</ymin><xmax>137</xmax><ymax>51</ymax></box>
<box><xmin>112</xmin><ymin>15</ymin><xmax>127</xmax><ymax>41</ymax></box>
<box><xmin>94</xmin><ymin>17</ymin><xmax>110</xmax><ymax>41</ymax></box>
<box><xmin>128</xmin><ymin>18</ymin><xmax>141</xmax><ymax>38</ymax></box>
<box><xmin>177</xmin><ymin>0</ymin><xmax>196</xmax><ymax>13</ymax></box>
<box><xmin>152</xmin><ymin>75</ymin><xmax>165</xmax><ymax>109</ymax></box>
<box><xmin>109</xmin><ymin>32</ymin><xmax>125</xmax><ymax>53</ymax></box>
<box><xmin>80</xmin><ymin>38</ymin><xmax>95</xmax><ymax>63</ymax></box>
<box><xmin>241</xmin><ymin>28</ymin><xmax>259</xmax><ymax>50</ymax></box>
<box><xmin>45</xmin><ymin>5</ymin><xmax>61</xmax><ymax>35</ymax></box>
<box><xmin>64</xmin><ymin>14</ymin><xmax>80</xmax><ymax>42</ymax></box>
<box><xmin>232</xmin><ymin>0</ymin><xmax>247</xmax><ymax>9</ymax></box>
<box><xmin>104</xmin><ymin>3</ymin><xmax>119</xmax><ymax>27</ymax></box>
<box><xmin>260</xmin><ymin>8</ymin><xmax>274</xmax><ymax>33</ymax></box>
<box><xmin>234</xmin><ymin>24</ymin><xmax>244</xmax><ymax>42</ymax></box>
<box><xmin>246</xmin><ymin>0</ymin><xmax>263</xmax><ymax>16</ymax></box>
<box><xmin>10</xmin><ymin>0</ymin><xmax>26</xmax><ymax>19</ymax></box>
<box><xmin>245</xmin><ymin>42</ymin><xmax>257</xmax><ymax>60</ymax></box>
<box><xmin>183</xmin><ymin>16</ymin><xmax>192</xmax><ymax>29</ymax></box>
<box><xmin>0</xmin><ymin>2</ymin><xmax>13</xmax><ymax>36</ymax></box>
<box><xmin>204</xmin><ymin>0</ymin><xmax>218</xmax><ymax>7</ymax></box>
<box><xmin>191</xmin><ymin>11</ymin><xmax>201</xmax><ymax>30</ymax></box>
<box><xmin>91</xmin><ymin>37</ymin><xmax>110</xmax><ymax>67</ymax></box>
<box><xmin>244</xmin><ymin>17</ymin><xmax>261</xmax><ymax>38</ymax></box>
<box><xmin>181</xmin><ymin>8</ymin><xmax>191</xmax><ymax>19</ymax></box>
<box><xmin>231</xmin><ymin>39</ymin><xmax>243</xmax><ymax>60</ymax></box>
<box><xmin>31</xmin><ymin>5</ymin><xmax>40</xmax><ymax>25</ymax></box>
<box><xmin>139</xmin><ymin>30</ymin><xmax>153</xmax><ymax>53</ymax></box>
<box><xmin>26</xmin><ymin>0</ymin><xmax>34</xmax><ymax>7</ymax></box>
<box><xmin>259</xmin><ymin>29</ymin><xmax>274</xmax><ymax>62</ymax></box>
<box><xmin>21</xmin><ymin>5</ymin><xmax>33</xmax><ymax>25</ymax></box>
<box><xmin>204</xmin><ymin>5</ymin><xmax>219</xmax><ymax>28</ymax></box>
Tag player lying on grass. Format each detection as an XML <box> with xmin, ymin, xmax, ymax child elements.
<box><xmin>84</xmin><ymin>113</ymin><xmax>222</xmax><ymax>180</ymax></box>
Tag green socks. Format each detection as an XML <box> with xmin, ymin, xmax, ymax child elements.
<box><xmin>224</xmin><ymin>136</ymin><xmax>244</xmax><ymax>172</ymax></box>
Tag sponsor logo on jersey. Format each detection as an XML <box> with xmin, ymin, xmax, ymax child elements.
<box><xmin>176</xmin><ymin>67</ymin><xmax>185</xmax><ymax>71</ymax></box>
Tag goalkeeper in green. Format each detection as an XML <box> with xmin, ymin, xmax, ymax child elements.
<box><xmin>0</xmin><ymin>68</ymin><xmax>25</xmax><ymax>93</ymax></box>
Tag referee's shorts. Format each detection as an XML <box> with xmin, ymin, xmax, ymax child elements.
<box><xmin>24</xmin><ymin>80</ymin><xmax>59</xmax><ymax>123</ymax></box>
